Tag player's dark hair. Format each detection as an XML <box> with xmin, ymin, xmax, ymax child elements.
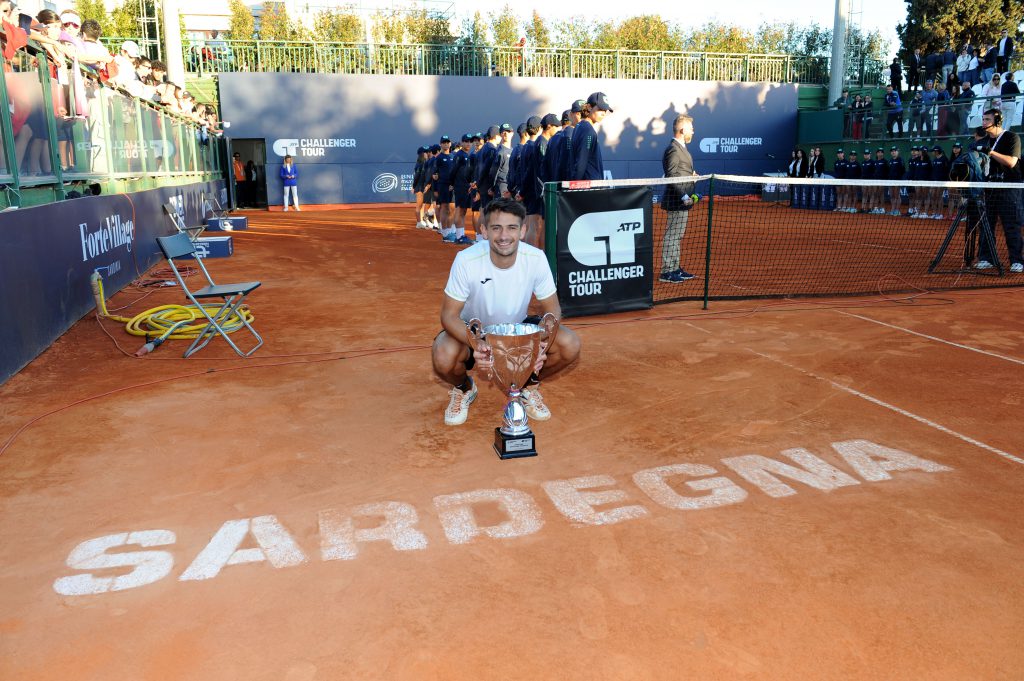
<box><xmin>983</xmin><ymin>108</ymin><xmax>1002</xmax><ymax>126</ymax></box>
<box><xmin>483</xmin><ymin>198</ymin><xmax>527</xmax><ymax>223</ymax></box>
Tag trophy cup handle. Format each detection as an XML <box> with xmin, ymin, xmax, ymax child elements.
<box><xmin>465</xmin><ymin>318</ymin><xmax>490</xmax><ymax>359</ymax></box>
<box><xmin>539</xmin><ymin>312</ymin><xmax>560</xmax><ymax>351</ymax></box>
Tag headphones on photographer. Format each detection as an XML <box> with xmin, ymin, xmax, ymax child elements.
<box><xmin>983</xmin><ymin>109</ymin><xmax>1003</xmax><ymax>127</ymax></box>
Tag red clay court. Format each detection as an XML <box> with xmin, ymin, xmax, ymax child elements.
<box><xmin>1</xmin><ymin>206</ymin><xmax>1022</xmax><ymax>680</ymax></box>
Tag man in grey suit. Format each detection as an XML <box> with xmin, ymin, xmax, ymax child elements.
<box><xmin>659</xmin><ymin>114</ymin><xmax>698</xmax><ymax>283</ymax></box>
<box><xmin>995</xmin><ymin>29</ymin><xmax>1014</xmax><ymax>74</ymax></box>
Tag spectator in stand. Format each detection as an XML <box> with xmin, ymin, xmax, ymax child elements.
<box><xmin>77</xmin><ymin>19</ymin><xmax>113</xmax><ymax>73</ymax></box>
<box><xmin>908</xmin><ymin>47</ymin><xmax>923</xmax><ymax>92</ymax></box>
<box><xmin>935</xmin><ymin>82</ymin><xmax>952</xmax><ymax>133</ymax></box>
<box><xmin>925</xmin><ymin>48</ymin><xmax>942</xmax><ymax>83</ymax></box>
<box><xmin>851</xmin><ymin>94</ymin><xmax>864</xmax><ymax>139</ymax></box>
<box><xmin>957</xmin><ymin>80</ymin><xmax>976</xmax><ymax>134</ymax></box>
<box><xmin>979</xmin><ymin>45</ymin><xmax>996</xmax><ymax>87</ymax></box>
<box><xmin>908</xmin><ymin>90</ymin><xmax>925</xmax><ymax>135</ymax></box>
<box><xmin>920</xmin><ymin>80</ymin><xmax>937</xmax><ymax>135</ymax></box>
<box><xmin>889</xmin><ymin>58</ymin><xmax>903</xmax><ymax>94</ymax></box>
<box><xmin>861</xmin><ymin>94</ymin><xmax>875</xmax><ymax>138</ymax></box>
<box><xmin>150</xmin><ymin>60</ymin><xmax>166</xmax><ymax>84</ymax></box>
<box><xmin>57</xmin><ymin>9</ymin><xmax>83</xmax><ymax>56</ymax></box>
<box><xmin>995</xmin><ymin>29</ymin><xmax>1014</xmax><ymax>74</ymax></box>
<box><xmin>834</xmin><ymin>88</ymin><xmax>852</xmax><ymax>137</ymax></box>
<box><xmin>947</xmin><ymin>83</ymin><xmax>963</xmax><ymax>134</ymax></box>
<box><xmin>1001</xmin><ymin>71</ymin><xmax>1020</xmax><ymax>130</ymax></box>
<box><xmin>884</xmin><ymin>84</ymin><xmax>904</xmax><ymax>137</ymax></box>
<box><xmin>956</xmin><ymin>47</ymin><xmax>971</xmax><ymax>87</ymax></box>
<box><xmin>982</xmin><ymin>72</ymin><xmax>1003</xmax><ymax>111</ymax></box>
<box><xmin>941</xmin><ymin>44</ymin><xmax>956</xmax><ymax>87</ymax></box>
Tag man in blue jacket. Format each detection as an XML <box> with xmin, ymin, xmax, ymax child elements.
<box><xmin>884</xmin><ymin>84</ymin><xmax>904</xmax><ymax>137</ymax></box>
<box><xmin>280</xmin><ymin>154</ymin><xmax>299</xmax><ymax>211</ymax></box>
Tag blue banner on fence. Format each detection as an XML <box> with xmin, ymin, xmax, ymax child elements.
<box><xmin>0</xmin><ymin>180</ymin><xmax>226</xmax><ymax>384</ymax></box>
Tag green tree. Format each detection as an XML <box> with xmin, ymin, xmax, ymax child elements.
<box><xmin>403</xmin><ymin>8</ymin><xmax>454</xmax><ymax>45</ymax></box>
<box><xmin>107</xmin><ymin>0</ymin><xmax>140</xmax><ymax>39</ymax></box>
<box><xmin>553</xmin><ymin>16</ymin><xmax>596</xmax><ymax>48</ymax></box>
<box><xmin>314</xmin><ymin>7</ymin><xmax>363</xmax><ymax>43</ymax></box>
<box><xmin>371</xmin><ymin>10</ymin><xmax>405</xmax><ymax>43</ymax></box>
<box><xmin>74</xmin><ymin>0</ymin><xmax>109</xmax><ymax>34</ymax></box>
<box><xmin>258</xmin><ymin>1</ymin><xmax>305</xmax><ymax>40</ymax></box>
<box><xmin>525</xmin><ymin>11</ymin><xmax>550</xmax><ymax>49</ymax></box>
<box><xmin>682</xmin><ymin>21</ymin><xmax>754</xmax><ymax>53</ymax></box>
<box><xmin>458</xmin><ymin>10</ymin><xmax>489</xmax><ymax>46</ymax></box>
<box><xmin>591</xmin><ymin>21</ymin><xmax>618</xmax><ymax>50</ymax></box>
<box><xmin>897</xmin><ymin>0</ymin><xmax>1022</xmax><ymax>55</ymax></box>
<box><xmin>489</xmin><ymin>4</ymin><xmax>520</xmax><ymax>46</ymax></box>
<box><xmin>617</xmin><ymin>15</ymin><xmax>679</xmax><ymax>51</ymax></box>
<box><xmin>228</xmin><ymin>0</ymin><xmax>256</xmax><ymax>42</ymax></box>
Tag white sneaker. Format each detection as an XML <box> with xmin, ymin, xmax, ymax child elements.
<box><xmin>283</xmin><ymin>207</ymin><xmax>289</xmax><ymax>211</ymax></box>
<box><xmin>521</xmin><ymin>387</ymin><xmax>551</xmax><ymax>421</ymax></box>
<box><xmin>444</xmin><ymin>378</ymin><xmax>478</xmax><ymax>426</ymax></box>
<box><xmin>1011</xmin><ymin>263</ymin><xmax>1024</xmax><ymax>273</ymax></box>
<box><xmin>416</xmin><ymin>221</ymin><xmax>427</xmax><ymax>229</ymax></box>
<box><xmin>975</xmin><ymin>260</ymin><xmax>994</xmax><ymax>270</ymax></box>
<box><xmin>295</xmin><ymin>207</ymin><xmax>301</xmax><ymax>211</ymax></box>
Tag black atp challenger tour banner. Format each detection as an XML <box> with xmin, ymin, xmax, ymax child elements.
<box><xmin>555</xmin><ymin>186</ymin><xmax>654</xmax><ymax>317</ymax></box>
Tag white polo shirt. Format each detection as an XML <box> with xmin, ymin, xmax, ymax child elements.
<box><xmin>444</xmin><ymin>241</ymin><xmax>557</xmax><ymax>326</ymax></box>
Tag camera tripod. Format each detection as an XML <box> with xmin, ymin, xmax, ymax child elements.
<box><xmin>928</xmin><ymin>194</ymin><xmax>1003</xmax><ymax>275</ymax></box>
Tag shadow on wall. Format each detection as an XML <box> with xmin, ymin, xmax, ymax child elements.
<box><xmin>219</xmin><ymin>74</ymin><xmax>798</xmax><ymax>203</ymax></box>
<box><xmin>606</xmin><ymin>82</ymin><xmax>798</xmax><ymax>177</ymax></box>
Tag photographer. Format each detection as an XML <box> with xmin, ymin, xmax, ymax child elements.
<box><xmin>975</xmin><ymin>109</ymin><xmax>1023</xmax><ymax>272</ymax></box>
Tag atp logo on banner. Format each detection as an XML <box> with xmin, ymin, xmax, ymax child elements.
<box><xmin>272</xmin><ymin>139</ymin><xmax>300</xmax><ymax>157</ymax></box>
<box><xmin>566</xmin><ymin>208</ymin><xmax>645</xmax><ymax>267</ymax></box>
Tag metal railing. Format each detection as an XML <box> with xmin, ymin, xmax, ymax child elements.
<box><xmin>1</xmin><ymin>32</ymin><xmax>223</xmax><ymax>205</ymax></box>
<box><xmin>106</xmin><ymin>38</ymin><xmax>887</xmax><ymax>85</ymax></box>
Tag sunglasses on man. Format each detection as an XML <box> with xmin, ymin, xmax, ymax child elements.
<box><xmin>63</xmin><ymin>21</ymin><xmax>79</xmax><ymax>28</ymax></box>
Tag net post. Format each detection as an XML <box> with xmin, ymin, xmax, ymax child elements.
<box><xmin>543</xmin><ymin>181</ymin><xmax>558</xmax><ymax>279</ymax></box>
<box><xmin>702</xmin><ymin>176</ymin><xmax>714</xmax><ymax>310</ymax></box>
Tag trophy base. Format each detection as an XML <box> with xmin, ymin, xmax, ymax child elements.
<box><xmin>494</xmin><ymin>427</ymin><xmax>537</xmax><ymax>459</ymax></box>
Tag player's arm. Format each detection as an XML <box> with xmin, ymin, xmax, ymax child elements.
<box><xmin>441</xmin><ymin>294</ymin><xmax>493</xmax><ymax>372</ymax></box>
<box><xmin>532</xmin><ymin>293</ymin><xmax>561</xmax><ymax>373</ymax></box>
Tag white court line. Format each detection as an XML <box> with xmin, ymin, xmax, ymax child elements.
<box><xmin>838</xmin><ymin>311</ymin><xmax>1024</xmax><ymax>366</ymax></box>
<box><xmin>746</xmin><ymin>349</ymin><xmax>1024</xmax><ymax>467</ymax></box>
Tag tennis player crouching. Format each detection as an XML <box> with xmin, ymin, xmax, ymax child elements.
<box><xmin>432</xmin><ymin>198</ymin><xmax>582</xmax><ymax>426</ymax></box>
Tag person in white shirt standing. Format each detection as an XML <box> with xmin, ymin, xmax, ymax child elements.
<box><xmin>433</xmin><ymin>198</ymin><xmax>581</xmax><ymax>426</ymax></box>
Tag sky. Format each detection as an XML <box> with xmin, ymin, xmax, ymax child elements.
<box><xmin>447</xmin><ymin>0</ymin><xmax>907</xmax><ymax>56</ymax></box>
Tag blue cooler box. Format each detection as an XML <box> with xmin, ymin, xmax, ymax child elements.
<box><xmin>205</xmin><ymin>216</ymin><xmax>248</xmax><ymax>231</ymax></box>
<box><xmin>186</xmin><ymin>236</ymin><xmax>233</xmax><ymax>259</ymax></box>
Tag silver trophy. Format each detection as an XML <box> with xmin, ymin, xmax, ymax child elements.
<box><xmin>466</xmin><ymin>313</ymin><xmax>559</xmax><ymax>459</ymax></box>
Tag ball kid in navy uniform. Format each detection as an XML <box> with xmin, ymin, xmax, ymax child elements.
<box><xmin>487</xmin><ymin>123</ymin><xmax>514</xmax><ymax>200</ymax></box>
<box><xmin>558</xmin><ymin>101</ymin><xmax>585</xmax><ymax>181</ymax></box>
<box><xmin>545</xmin><ymin>110</ymin><xmax>570</xmax><ymax>185</ymax></box>
<box><xmin>413</xmin><ymin>146</ymin><xmax>429</xmax><ymax>228</ymax></box>
<box><xmin>508</xmin><ymin>123</ymin><xmax>528</xmax><ymax>203</ymax></box>
<box><xmin>570</xmin><ymin>92</ymin><xmax>613</xmax><ymax>181</ymax></box>
<box><xmin>527</xmin><ymin>113</ymin><xmax>561</xmax><ymax>250</ymax></box>
<box><xmin>468</xmin><ymin>133</ymin><xmax>484</xmax><ymax>237</ymax></box>
<box><xmin>832</xmin><ymin>149</ymin><xmax>851</xmax><ymax>212</ymax></box>
<box><xmin>433</xmin><ymin>135</ymin><xmax>457</xmax><ymax>241</ymax></box>
<box><xmin>450</xmin><ymin>134</ymin><xmax>475</xmax><ymax>244</ymax></box>
<box><xmin>844</xmin><ymin>146</ymin><xmax>862</xmax><ymax>212</ymax></box>
<box><xmin>517</xmin><ymin>115</ymin><xmax>542</xmax><ymax>244</ymax></box>
<box><xmin>887</xmin><ymin>146</ymin><xmax>906</xmax><ymax>216</ymax></box>
<box><xmin>474</xmin><ymin>125</ymin><xmax>500</xmax><ymax>213</ymax></box>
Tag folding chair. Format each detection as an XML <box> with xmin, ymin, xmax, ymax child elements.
<box><xmin>163</xmin><ymin>202</ymin><xmax>204</xmax><ymax>241</ymax></box>
<box><xmin>156</xmin><ymin>232</ymin><xmax>263</xmax><ymax>358</ymax></box>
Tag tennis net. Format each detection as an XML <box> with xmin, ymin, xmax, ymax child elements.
<box><xmin>548</xmin><ymin>172</ymin><xmax>1024</xmax><ymax>306</ymax></box>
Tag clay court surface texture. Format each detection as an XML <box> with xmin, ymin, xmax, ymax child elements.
<box><xmin>2</xmin><ymin>205</ymin><xmax>1024</xmax><ymax>681</ymax></box>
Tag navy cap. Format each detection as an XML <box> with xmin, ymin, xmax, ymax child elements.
<box><xmin>541</xmin><ymin>113</ymin><xmax>560</xmax><ymax>127</ymax></box>
<box><xmin>417</xmin><ymin>146</ymin><xmax>426</xmax><ymax>154</ymax></box>
<box><xmin>486</xmin><ymin>125</ymin><xmax>500</xmax><ymax>138</ymax></box>
<box><xmin>836</xmin><ymin>149</ymin><xmax>845</xmax><ymax>154</ymax></box>
<box><xmin>890</xmin><ymin>146</ymin><xmax>898</xmax><ymax>150</ymax></box>
<box><xmin>875</xmin><ymin>147</ymin><xmax>884</xmax><ymax>152</ymax></box>
<box><xmin>499</xmin><ymin>123</ymin><xmax>514</xmax><ymax>132</ymax></box>
<box><xmin>571</xmin><ymin>99</ymin><xmax>586</xmax><ymax>113</ymax></box>
<box><xmin>526</xmin><ymin>115</ymin><xmax>542</xmax><ymax>129</ymax></box>
<box><xmin>587</xmin><ymin>91</ymin><xmax>613</xmax><ymax>112</ymax></box>
<box><xmin>561</xmin><ymin>110</ymin><xmax>571</xmax><ymax>123</ymax></box>
<box><xmin>932</xmin><ymin>145</ymin><xmax>942</xmax><ymax>152</ymax></box>
<box><xmin>516</xmin><ymin>123</ymin><xmax>527</xmax><ymax>135</ymax></box>
<box><xmin>461</xmin><ymin>133</ymin><xmax>472</xmax><ymax>143</ymax></box>
<box><xmin>430</xmin><ymin>144</ymin><xmax>441</xmax><ymax>153</ymax></box>
<box><xmin>863</xmin><ymin>148</ymin><xmax>871</xmax><ymax>154</ymax></box>
<box><xmin>952</xmin><ymin>140</ymin><xmax>963</xmax><ymax>147</ymax></box>
<box><xmin>439</xmin><ymin>135</ymin><xmax>451</xmax><ymax>143</ymax></box>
